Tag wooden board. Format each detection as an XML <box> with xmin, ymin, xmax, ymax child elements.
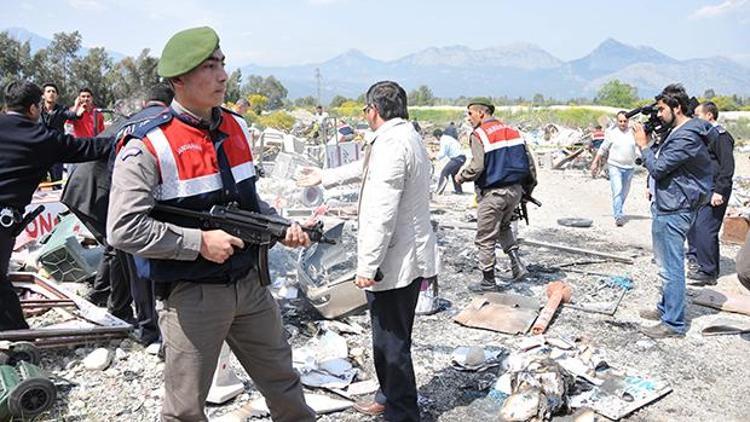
<box><xmin>692</xmin><ymin>289</ymin><xmax>750</xmax><ymax>316</ymax></box>
<box><xmin>454</xmin><ymin>293</ymin><xmax>540</xmax><ymax>335</ymax></box>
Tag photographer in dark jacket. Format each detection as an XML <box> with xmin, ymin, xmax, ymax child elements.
<box><xmin>40</xmin><ymin>82</ymin><xmax>84</xmax><ymax>185</ymax></box>
<box><xmin>634</xmin><ymin>84</ymin><xmax>713</xmax><ymax>339</ymax></box>
<box><xmin>685</xmin><ymin>101</ymin><xmax>735</xmax><ymax>285</ymax></box>
<box><xmin>0</xmin><ymin>80</ymin><xmax>112</xmax><ymax>331</ymax></box>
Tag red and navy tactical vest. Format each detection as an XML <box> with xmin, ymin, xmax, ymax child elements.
<box><xmin>472</xmin><ymin>118</ymin><xmax>530</xmax><ymax>190</ymax></box>
<box><xmin>133</xmin><ymin>108</ymin><xmax>260</xmax><ymax>283</ymax></box>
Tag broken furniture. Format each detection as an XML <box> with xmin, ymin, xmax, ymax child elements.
<box><xmin>532</xmin><ymin>281</ymin><xmax>573</xmax><ymax>335</ymax></box>
<box><xmin>454</xmin><ymin>293</ymin><xmax>540</xmax><ymax>335</ymax></box>
<box><xmin>2</xmin><ymin>272</ymin><xmax>131</xmax><ymax>348</ymax></box>
<box><xmin>0</xmin><ymin>361</ymin><xmax>56</xmax><ymax>422</ymax></box>
<box><xmin>296</xmin><ymin>222</ymin><xmax>367</xmax><ymax>319</ymax></box>
<box><xmin>0</xmin><ymin>342</ymin><xmax>40</xmax><ymax>367</ymax></box>
<box><xmin>36</xmin><ymin>214</ymin><xmax>102</xmax><ymax>283</ymax></box>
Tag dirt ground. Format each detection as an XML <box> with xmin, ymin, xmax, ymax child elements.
<box><xmin>32</xmin><ymin>152</ymin><xmax>750</xmax><ymax>421</ymax></box>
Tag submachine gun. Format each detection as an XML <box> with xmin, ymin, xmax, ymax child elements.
<box><xmin>515</xmin><ymin>194</ymin><xmax>542</xmax><ymax>226</ymax></box>
<box><xmin>151</xmin><ymin>203</ymin><xmax>336</xmax><ymax>286</ymax></box>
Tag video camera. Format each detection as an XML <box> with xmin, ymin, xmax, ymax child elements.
<box><xmin>624</xmin><ymin>102</ymin><xmax>664</xmax><ymax>135</ymax></box>
<box><xmin>625</xmin><ymin>96</ymin><xmax>700</xmax><ymax>136</ymax></box>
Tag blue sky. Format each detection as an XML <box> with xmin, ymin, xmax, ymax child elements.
<box><xmin>2</xmin><ymin>0</ymin><xmax>749</xmax><ymax>66</ymax></box>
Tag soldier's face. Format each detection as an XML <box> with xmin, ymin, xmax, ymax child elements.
<box><xmin>177</xmin><ymin>48</ymin><xmax>228</xmax><ymax>110</ymax></box>
<box><xmin>467</xmin><ymin>106</ymin><xmax>482</xmax><ymax>127</ymax></box>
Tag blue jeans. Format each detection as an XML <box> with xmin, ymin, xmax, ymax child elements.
<box><xmin>651</xmin><ymin>205</ymin><xmax>696</xmax><ymax>333</ymax></box>
<box><xmin>608</xmin><ymin>164</ymin><xmax>634</xmax><ymax>220</ymax></box>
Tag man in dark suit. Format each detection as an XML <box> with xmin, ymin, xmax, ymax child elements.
<box><xmin>0</xmin><ymin>80</ymin><xmax>112</xmax><ymax>331</ymax></box>
<box><xmin>62</xmin><ymin>83</ymin><xmax>174</xmax><ymax>344</ymax></box>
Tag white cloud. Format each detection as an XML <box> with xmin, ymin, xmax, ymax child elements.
<box><xmin>689</xmin><ymin>0</ymin><xmax>748</xmax><ymax>19</ymax></box>
<box><xmin>67</xmin><ymin>0</ymin><xmax>105</xmax><ymax>11</ymax></box>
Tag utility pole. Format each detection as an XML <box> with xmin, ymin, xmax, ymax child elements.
<box><xmin>315</xmin><ymin>67</ymin><xmax>322</xmax><ymax>106</ymax></box>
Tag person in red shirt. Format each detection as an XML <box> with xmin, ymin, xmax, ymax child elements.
<box><xmin>68</xmin><ymin>87</ymin><xmax>105</xmax><ymax>137</ymax></box>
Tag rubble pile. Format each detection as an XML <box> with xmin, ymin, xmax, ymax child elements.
<box><xmin>5</xmin><ymin>118</ymin><xmax>750</xmax><ymax>421</ymax></box>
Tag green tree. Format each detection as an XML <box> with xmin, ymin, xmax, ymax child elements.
<box><xmin>294</xmin><ymin>96</ymin><xmax>317</xmax><ymax>108</ymax></box>
<box><xmin>247</xmin><ymin>94</ymin><xmax>268</xmax><ymax>114</ymax></box>
<box><xmin>594</xmin><ymin>79</ymin><xmax>639</xmax><ymax>108</ymax></box>
<box><xmin>532</xmin><ymin>93</ymin><xmax>545</xmax><ymax>105</ymax></box>
<box><xmin>408</xmin><ymin>85</ymin><xmax>436</xmax><ymax>106</ymax></box>
<box><xmin>72</xmin><ymin>47</ymin><xmax>114</xmax><ymax>106</ymax></box>
<box><xmin>106</xmin><ymin>48</ymin><xmax>160</xmax><ymax>104</ymax></box>
<box><xmin>47</xmin><ymin>31</ymin><xmax>84</xmax><ymax>104</ymax></box>
<box><xmin>241</xmin><ymin>75</ymin><xmax>288</xmax><ymax>110</ymax></box>
<box><xmin>712</xmin><ymin>95</ymin><xmax>739</xmax><ymax>111</ymax></box>
<box><xmin>329</xmin><ymin>95</ymin><xmax>350</xmax><ymax>108</ymax></box>
<box><xmin>257</xmin><ymin>110</ymin><xmax>295</xmax><ymax>131</ymax></box>
<box><xmin>0</xmin><ymin>32</ymin><xmax>32</xmax><ymax>94</ymax></box>
<box><xmin>225</xmin><ymin>69</ymin><xmax>242</xmax><ymax>103</ymax></box>
<box><xmin>703</xmin><ymin>88</ymin><xmax>716</xmax><ymax>99</ymax></box>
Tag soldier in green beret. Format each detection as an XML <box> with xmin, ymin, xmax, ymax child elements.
<box><xmin>107</xmin><ymin>26</ymin><xmax>315</xmax><ymax>421</ymax></box>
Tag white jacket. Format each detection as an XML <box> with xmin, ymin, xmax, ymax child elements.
<box><xmin>321</xmin><ymin>118</ymin><xmax>439</xmax><ymax>291</ymax></box>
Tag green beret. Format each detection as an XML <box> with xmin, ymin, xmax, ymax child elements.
<box><xmin>158</xmin><ymin>26</ymin><xmax>220</xmax><ymax>78</ymax></box>
<box><xmin>467</xmin><ymin>97</ymin><xmax>495</xmax><ymax>115</ymax></box>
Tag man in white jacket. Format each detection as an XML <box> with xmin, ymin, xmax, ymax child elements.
<box><xmin>299</xmin><ymin>81</ymin><xmax>438</xmax><ymax>421</ymax></box>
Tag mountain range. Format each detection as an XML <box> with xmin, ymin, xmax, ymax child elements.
<box><xmin>241</xmin><ymin>38</ymin><xmax>750</xmax><ymax>101</ymax></box>
<box><xmin>6</xmin><ymin>27</ymin><xmax>749</xmax><ymax>101</ymax></box>
<box><xmin>5</xmin><ymin>27</ymin><xmax>126</xmax><ymax>62</ymax></box>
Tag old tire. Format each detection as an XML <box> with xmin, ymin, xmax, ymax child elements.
<box><xmin>8</xmin><ymin>377</ymin><xmax>56</xmax><ymax>418</ymax></box>
<box><xmin>557</xmin><ymin>218</ymin><xmax>593</xmax><ymax>228</ymax></box>
<box><xmin>10</xmin><ymin>341</ymin><xmax>41</xmax><ymax>365</ymax></box>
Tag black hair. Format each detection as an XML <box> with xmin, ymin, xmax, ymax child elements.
<box><xmin>700</xmin><ymin>101</ymin><xmax>719</xmax><ymax>120</ymax></box>
<box><xmin>617</xmin><ymin>110</ymin><xmax>628</xmax><ymax>118</ymax></box>
<box><xmin>655</xmin><ymin>83</ymin><xmax>690</xmax><ymax>114</ymax></box>
<box><xmin>79</xmin><ymin>87</ymin><xmax>93</xmax><ymax>95</ymax></box>
<box><xmin>595</xmin><ymin>125</ymin><xmax>603</xmax><ymax>130</ymax></box>
<box><xmin>432</xmin><ymin>128</ymin><xmax>443</xmax><ymax>138</ymax></box>
<box><xmin>4</xmin><ymin>80</ymin><xmax>42</xmax><ymax>113</ymax></box>
<box><xmin>42</xmin><ymin>82</ymin><xmax>59</xmax><ymax>93</ymax></box>
<box><xmin>365</xmin><ymin>80</ymin><xmax>409</xmax><ymax>121</ymax></box>
<box><xmin>147</xmin><ymin>83</ymin><xmax>174</xmax><ymax>104</ymax></box>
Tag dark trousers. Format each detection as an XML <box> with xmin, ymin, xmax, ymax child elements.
<box><xmin>366</xmin><ymin>278</ymin><xmax>422</xmax><ymax>422</ymax></box>
<box><xmin>686</xmin><ymin>200</ymin><xmax>729</xmax><ymax>277</ymax></box>
<box><xmin>48</xmin><ymin>163</ymin><xmax>64</xmax><ymax>189</ymax></box>
<box><xmin>436</xmin><ymin>155</ymin><xmax>466</xmax><ymax>194</ymax></box>
<box><xmin>90</xmin><ymin>246</ymin><xmax>134</xmax><ymax>321</ymax></box>
<box><xmin>125</xmin><ymin>254</ymin><xmax>160</xmax><ymax>344</ymax></box>
<box><xmin>0</xmin><ymin>230</ymin><xmax>28</xmax><ymax>331</ymax></box>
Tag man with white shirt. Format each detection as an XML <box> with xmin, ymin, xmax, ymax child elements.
<box><xmin>298</xmin><ymin>81</ymin><xmax>438</xmax><ymax>421</ymax></box>
<box><xmin>431</xmin><ymin>127</ymin><xmax>466</xmax><ymax>194</ymax></box>
<box><xmin>590</xmin><ymin>111</ymin><xmax>638</xmax><ymax>226</ymax></box>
